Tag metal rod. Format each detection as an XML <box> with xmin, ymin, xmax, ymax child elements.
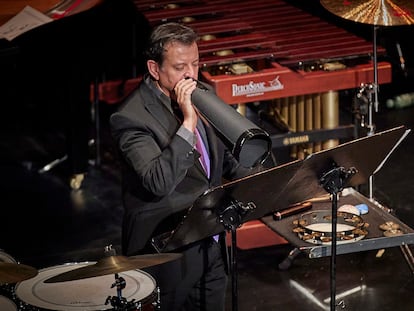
<box><xmin>231</xmin><ymin>228</ymin><xmax>238</xmax><ymax>311</ymax></box>
<box><xmin>368</xmin><ymin>26</ymin><xmax>380</xmax><ymax>199</ymax></box>
<box><xmin>373</xmin><ymin>26</ymin><xmax>379</xmax><ymax>113</ymax></box>
<box><xmin>330</xmin><ymin>193</ymin><xmax>338</xmax><ymax>311</ymax></box>
<box><xmin>38</xmin><ymin>155</ymin><xmax>68</xmax><ymax>174</ymax></box>
<box><xmin>94</xmin><ymin>76</ymin><xmax>101</xmax><ymax>167</ymax></box>
<box><xmin>400</xmin><ymin>244</ymin><xmax>414</xmax><ymax>275</ymax></box>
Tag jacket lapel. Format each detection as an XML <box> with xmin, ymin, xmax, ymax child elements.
<box><xmin>140</xmin><ymin>82</ymin><xmax>179</xmax><ymax>134</ymax></box>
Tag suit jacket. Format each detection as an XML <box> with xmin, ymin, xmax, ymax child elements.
<box><xmin>110</xmin><ymin>77</ymin><xmax>250</xmax><ymax>256</ymax></box>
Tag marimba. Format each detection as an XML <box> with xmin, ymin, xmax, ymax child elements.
<box><xmin>137</xmin><ymin>0</ymin><xmax>390</xmax><ymax>156</ymax></box>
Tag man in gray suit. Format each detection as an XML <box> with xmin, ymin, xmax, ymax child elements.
<box><xmin>110</xmin><ymin>22</ymin><xmax>258</xmax><ymax>311</ymax></box>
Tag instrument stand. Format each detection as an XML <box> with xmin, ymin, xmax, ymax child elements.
<box><xmin>217</xmin><ymin>200</ymin><xmax>256</xmax><ymax>311</ymax></box>
<box><xmin>104</xmin><ymin>246</ymin><xmax>134</xmax><ymax>310</ymax></box>
<box><xmin>105</xmin><ymin>273</ymin><xmax>129</xmax><ymax>310</ymax></box>
<box><xmin>355</xmin><ymin>81</ymin><xmax>376</xmax><ymax>199</ymax></box>
<box><xmin>106</xmin><ymin>272</ymin><xmax>160</xmax><ymax>311</ymax></box>
<box><xmin>355</xmin><ymin>26</ymin><xmax>381</xmax><ymax>199</ymax></box>
<box><xmin>355</xmin><ymin>28</ymin><xmax>414</xmax><ymax>273</ymax></box>
<box><xmin>356</xmin><ymin>82</ymin><xmax>376</xmax><ymax>137</ymax></box>
<box><xmin>91</xmin><ymin>76</ymin><xmax>102</xmax><ymax>168</ymax></box>
<box><xmin>319</xmin><ymin>166</ymin><xmax>357</xmax><ymax>311</ymax></box>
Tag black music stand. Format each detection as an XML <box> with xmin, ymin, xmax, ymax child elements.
<box><xmin>152</xmin><ymin>126</ymin><xmax>409</xmax><ymax>311</ymax></box>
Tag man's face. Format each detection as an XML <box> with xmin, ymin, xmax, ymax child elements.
<box><xmin>154</xmin><ymin>41</ymin><xmax>199</xmax><ymax>96</ymax></box>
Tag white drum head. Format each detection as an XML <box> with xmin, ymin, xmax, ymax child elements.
<box><xmin>0</xmin><ymin>295</ymin><xmax>17</xmax><ymax>311</ymax></box>
<box><xmin>15</xmin><ymin>262</ymin><xmax>156</xmax><ymax>311</ymax></box>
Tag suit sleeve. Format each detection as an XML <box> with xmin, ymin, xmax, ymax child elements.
<box><xmin>110</xmin><ymin>112</ymin><xmax>197</xmax><ymax>197</ymax></box>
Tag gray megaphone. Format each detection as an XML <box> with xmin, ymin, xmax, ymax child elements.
<box><xmin>191</xmin><ymin>79</ymin><xmax>272</xmax><ymax>168</ymax></box>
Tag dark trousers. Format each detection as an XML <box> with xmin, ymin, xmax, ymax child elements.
<box><xmin>145</xmin><ymin>238</ymin><xmax>227</xmax><ymax>311</ymax></box>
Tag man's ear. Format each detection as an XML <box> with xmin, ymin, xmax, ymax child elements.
<box><xmin>147</xmin><ymin>60</ymin><xmax>159</xmax><ymax>80</ymax></box>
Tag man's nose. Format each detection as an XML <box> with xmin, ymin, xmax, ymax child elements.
<box><xmin>184</xmin><ymin>68</ymin><xmax>196</xmax><ymax>79</ymax></box>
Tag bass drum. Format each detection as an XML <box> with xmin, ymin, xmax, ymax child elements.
<box><xmin>15</xmin><ymin>262</ymin><xmax>159</xmax><ymax>310</ymax></box>
<box><xmin>0</xmin><ymin>249</ymin><xmax>18</xmax><ymax>311</ymax></box>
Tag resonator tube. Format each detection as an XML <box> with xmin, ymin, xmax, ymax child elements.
<box><xmin>191</xmin><ymin>80</ymin><xmax>272</xmax><ymax>168</ymax></box>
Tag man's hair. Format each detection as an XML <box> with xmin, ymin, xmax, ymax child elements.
<box><xmin>144</xmin><ymin>22</ymin><xmax>198</xmax><ymax>64</ymax></box>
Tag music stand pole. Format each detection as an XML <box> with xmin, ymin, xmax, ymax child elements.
<box><xmin>330</xmin><ymin>192</ymin><xmax>338</xmax><ymax>311</ymax></box>
<box><xmin>230</xmin><ymin>228</ymin><xmax>238</xmax><ymax>311</ymax></box>
<box><xmin>320</xmin><ymin>166</ymin><xmax>357</xmax><ymax>311</ymax></box>
<box><xmin>217</xmin><ymin>200</ymin><xmax>256</xmax><ymax>311</ymax></box>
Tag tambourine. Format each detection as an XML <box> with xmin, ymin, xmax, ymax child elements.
<box><xmin>292</xmin><ymin>210</ymin><xmax>369</xmax><ymax>245</ymax></box>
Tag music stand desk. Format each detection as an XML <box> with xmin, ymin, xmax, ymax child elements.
<box><xmin>262</xmin><ymin>187</ymin><xmax>414</xmax><ymax>259</ymax></box>
<box><xmin>154</xmin><ymin>126</ymin><xmax>410</xmax><ymax>253</ymax></box>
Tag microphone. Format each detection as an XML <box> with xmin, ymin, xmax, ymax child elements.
<box><xmin>190</xmin><ymin>79</ymin><xmax>272</xmax><ymax>168</ymax></box>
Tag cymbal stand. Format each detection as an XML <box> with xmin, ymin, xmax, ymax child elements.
<box><xmin>217</xmin><ymin>199</ymin><xmax>256</xmax><ymax>311</ymax></box>
<box><xmin>105</xmin><ymin>273</ymin><xmax>129</xmax><ymax>309</ymax></box>
<box><xmin>356</xmin><ymin>82</ymin><xmax>376</xmax><ymax>136</ymax></box>
<box><xmin>319</xmin><ymin>165</ymin><xmax>357</xmax><ymax>311</ymax></box>
<box><xmin>104</xmin><ymin>246</ymin><xmax>134</xmax><ymax>310</ymax></box>
<box><xmin>360</xmin><ymin>27</ymin><xmax>414</xmax><ymax>274</ymax></box>
<box><xmin>355</xmin><ymin>26</ymin><xmax>380</xmax><ymax>199</ymax></box>
<box><xmin>92</xmin><ymin>76</ymin><xmax>102</xmax><ymax>167</ymax></box>
<box><xmin>106</xmin><ymin>272</ymin><xmax>152</xmax><ymax>310</ymax></box>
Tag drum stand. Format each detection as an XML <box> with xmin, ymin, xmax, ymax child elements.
<box><xmin>105</xmin><ymin>273</ymin><xmax>129</xmax><ymax>310</ymax></box>
<box><xmin>105</xmin><ymin>273</ymin><xmax>161</xmax><ymax>310</ymax></box>
<box><xmin>319</xmin><ymin>165</ymin><xmax>357</xmax><ymax>311</ymax></box>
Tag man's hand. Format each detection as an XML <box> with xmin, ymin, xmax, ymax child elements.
<box><xmin>174</xmin><ymin>78</ymin><xmax>198</xmax><ymax>132</ymax></box>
